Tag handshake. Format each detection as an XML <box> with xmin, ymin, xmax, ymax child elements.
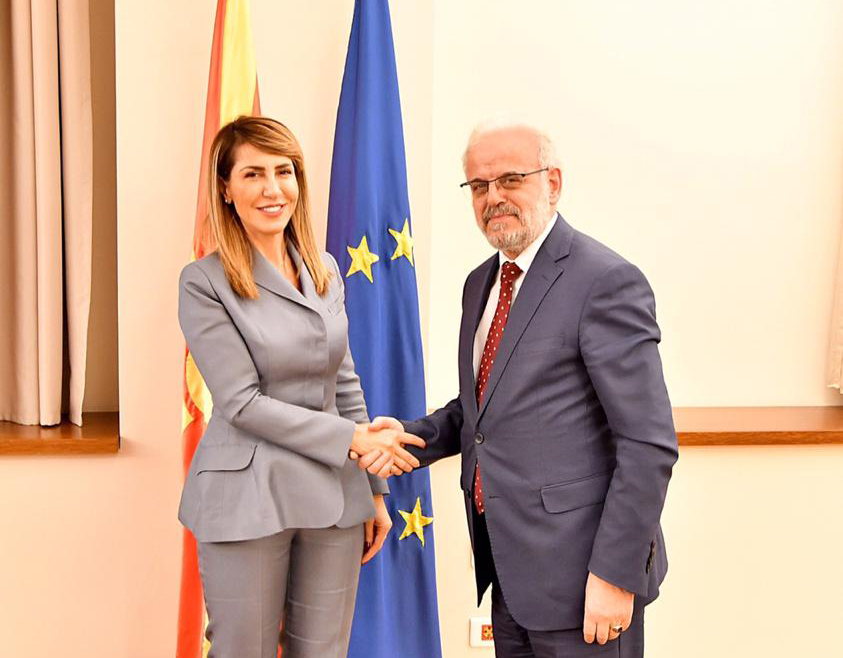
<box><xmin>348</xmin><ymin>416</ymin><xmax>426</xmax><ymax>478</ymax></box>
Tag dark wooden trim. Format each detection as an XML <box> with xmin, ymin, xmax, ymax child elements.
<box><xmin>0</xmin><ymin>412</ymin><xmax>120</xmax><ymax>455</ymax></box>
<box><xmin>2</xmin><ymin>407</ymin><xmax>840</xmax><ymax>454</ymax></box>
<box><xmin>674</xmin><ymin>406</ymin><xmax>843</xmax><ymax>446</ymax></box>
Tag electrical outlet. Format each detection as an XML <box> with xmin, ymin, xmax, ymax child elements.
<box><xmin>469</xmin><ymin>617</ymin><xmax>494</xmax><ymax>647</ymax></box>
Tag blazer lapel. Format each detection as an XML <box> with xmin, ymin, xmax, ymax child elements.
<box><xmin>290</xmin><ymin>245</ymin><xmax>323</xmax><ymax>309</ymax></box>
<box><xmin>460</xmin><ymin>254</ymin><xmax>499</xmax><ymax>417</ymax></box>
<box><xmin>477</xmin><ymin>216</ymin><xmax>574</xmax><ymax>421</ymax></box>
<box><xmin>252</xmin><ymin>245</ymin><xmax>316</xmax><ymax>313</ymax></box>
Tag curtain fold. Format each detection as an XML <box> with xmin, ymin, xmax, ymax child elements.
<box><xmin>58</xmin><ymin>0</ymin><xmax>94</xmax><ymax>425</ymax></box>
<box><xmin>0</xmin><ymin>0</ymin><xmax>93</xmax><ymax>425</ymax></box>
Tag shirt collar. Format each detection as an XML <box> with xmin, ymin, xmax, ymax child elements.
<box><xmin>498</xmin><ymin>212</ymin><xmax>559</xmax><ymax>274</ymax></box>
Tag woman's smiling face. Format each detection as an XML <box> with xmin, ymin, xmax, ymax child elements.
<box><xmin>223</xmin><ymin>142</ymin><xmax>299</xmax><ymax>241</ymax></box>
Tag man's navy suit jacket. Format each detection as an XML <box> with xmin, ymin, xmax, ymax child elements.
<box><xmin>404</xmin><ymin>215</ymin><xmax>678</xmax><ymax>631</ymax></box>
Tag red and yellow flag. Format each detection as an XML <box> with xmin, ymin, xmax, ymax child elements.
<box><xmin>177</xmin><ymin>1</ymin><xmax>260</xmax><ymax>657</ymax></box>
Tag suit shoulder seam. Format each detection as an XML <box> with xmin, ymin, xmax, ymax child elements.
<box><xmin>575</xmin><ymin>261</ymin><xmax>634</xmax><ymax>341</ymax></box>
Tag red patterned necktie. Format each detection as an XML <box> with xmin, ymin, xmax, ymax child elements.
<box><xmin>473</xmin><ymin>261</ymin><xmax>522</xmax><ymax>514</ymax></box>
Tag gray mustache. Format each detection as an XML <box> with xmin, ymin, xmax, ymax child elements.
<box><xmin>483</xmin><ymin>203</ymin><xmax>521</xmax><ymax>224</ymax></box>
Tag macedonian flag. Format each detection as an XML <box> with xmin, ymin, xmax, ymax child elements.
<box><xmin>177</xmin><ymin>1</ymin><xmax>260</xmax><ymax>657</ymax></box>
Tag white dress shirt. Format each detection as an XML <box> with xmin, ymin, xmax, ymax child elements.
<box><xmin>473</xmin><ymin>214</ymin><xmax>559</xmax><ymax>377</ymax></box>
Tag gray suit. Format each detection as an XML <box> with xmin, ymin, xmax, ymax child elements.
<box><xmin>404</xmin><ymin>215</ymin><xmax>678</xmax><ymax>636</ymax></box>
<box><xmin>178</xmin><ymin>246</ymin><xmax>384</xmax><ymax>658</ymax></box>
<box><xmin>178</xmin><ymin>248</ymin><xmax>386</xmax><ymax>543</ymax></box>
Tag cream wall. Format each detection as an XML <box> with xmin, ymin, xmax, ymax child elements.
<box><xmin>427</xmin><ymin>1</ymin><xmax>843</xmax><ymax>657</ymax></box>
<box><xmin>427</xmin><ymin>0</ymin><xmax>843</xmax><ymax>408</ymax></box>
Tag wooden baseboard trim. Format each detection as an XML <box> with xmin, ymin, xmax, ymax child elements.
<box><xmin>0</xmin><ymin>412</ymin><xmax>120</xmax><ymax>455</ymax></box>
<box><xmin>674</xmin><ymin>406</ymin><xmax>843</xmax><ymax>446</ymax></box>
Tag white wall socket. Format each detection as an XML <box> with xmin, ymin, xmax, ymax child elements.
<box><xmin>469</xmin><ymin>616</ymin><xmax>494</xmax><ymax>647</ymax></box>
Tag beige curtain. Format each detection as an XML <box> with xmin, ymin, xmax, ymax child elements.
<box><xmin>828</xmin><ymin>226</ymin><xmax>843</xmax><ymax>391</ymax></box>
<box><xmin>0</xmin><ymin>0</ymin><xmax>93</xmax><ymax>425</ymax></box>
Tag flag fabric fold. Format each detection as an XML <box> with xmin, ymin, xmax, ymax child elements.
<box><xmin>177</xmin><ymin>1</ymin><xmax>260</xmax><ymax>657</ymax></box>
<box><xmin>326</xmin><ymin>1</ymin><xmax>442</xmax><ymax>657</ymax></box>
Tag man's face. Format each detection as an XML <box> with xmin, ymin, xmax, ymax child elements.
<box><xmin>464</xmin><ymin>127</ymin><xmax>561</xmax><ymax>257</ymax></box>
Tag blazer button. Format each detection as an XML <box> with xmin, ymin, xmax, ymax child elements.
<box><xmin>474</xmin><ymin>432</ymin><xmax>485</xmax><ymax>445</ymax></box>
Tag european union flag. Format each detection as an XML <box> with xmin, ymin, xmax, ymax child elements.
<box><xmin>326</xmin><ymin>1</ymin><xmax>442</xmax><ymax>657</ymax></box>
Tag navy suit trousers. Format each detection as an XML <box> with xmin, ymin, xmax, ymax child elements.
<box><xmin>473</xmin><ymin>509</ymin><xmax>645</xmax><ymax>658</ymax></box>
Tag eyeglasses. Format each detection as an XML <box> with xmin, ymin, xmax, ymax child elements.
<box><xmin>459</xmin><ymin>168</ymin><xmax>548</xmax><ymax>198</ymax></box>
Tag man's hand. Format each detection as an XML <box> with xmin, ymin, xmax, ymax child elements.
<box><xmin>368</xmin><ymin>416</ymin><xmax>404</xmax><ymax>433</ymax></box>
<box><xmin>348</xmin><ymin>418</ymin><xmax>425</xmax><ymax>478</ymax></box>
<box><xmin>366</xmin><ymin>416</ymin><xmax>422</xmax><ymax>475</ymax></box>
<box><xmin>583</xmin><ymin>572</ymin><xmax>634</xmax><ymax>645</ymax></box>
<box><xmin>362</xmin><ymin>494</ymin><xmax>392</xmax><ymax>564</ymax></box>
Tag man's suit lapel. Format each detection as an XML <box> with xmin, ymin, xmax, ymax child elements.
<box><xmin>477</xmin><ymin>216</ymin><xmax>574</xmax><ymax>422</ymax></box>
<box><xmin>461</xmin><ymin>254</ymin><xmax>499</xmax><ymax>418</ymax></box>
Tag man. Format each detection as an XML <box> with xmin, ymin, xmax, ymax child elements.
<box><xmin>367</xmin><ymin>119</ymin><xmax>678</xmax><ymax>657</ymax></box>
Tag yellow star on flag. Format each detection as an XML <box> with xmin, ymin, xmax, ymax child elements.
<box><xmin>397</xmin><ymin>497</ymin><xmax>433</xmax><ymax>546</ymax></box>
<box><xmin>388</xmin><ymin>218</ymin><xmax>415</xmax><ymax>266</ymax></box>
<box><xmin>346</xmin><ymin>235</ymin><xmax>380</xmax><ymax>283</ymax></box>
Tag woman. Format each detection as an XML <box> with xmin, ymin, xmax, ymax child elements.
<box><xmin>178</xmin><ymin>115</ymin><xmax>424</xmax><ymax>658</ymax></box>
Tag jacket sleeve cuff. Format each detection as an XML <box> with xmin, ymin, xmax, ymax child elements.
<box><xmin>368</xmin><ymin>472</ymin><xmax>390</xmax><ymax>495</ymax></box>
<box><xmin>587</xmin><ymin>540</ymin><xmax>655</xmax><ymax>598</ymax></box>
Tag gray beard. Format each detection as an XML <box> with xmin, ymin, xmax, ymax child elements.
<box><xmin>486</xmin><ymin>224</ymin><xmax>533</xmax><ymax>253</ymax></box>
<box><xmin>482</xmin><ymin>197</ymin><xmax>550</xmax><ymax>255</ymax></box>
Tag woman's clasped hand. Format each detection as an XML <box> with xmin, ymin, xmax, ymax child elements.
<box><xmin>349</xmin><ymin>421</ymin><xmax>425</xmax><ymax>478</ymax></box>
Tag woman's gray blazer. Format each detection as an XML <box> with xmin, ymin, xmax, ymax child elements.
<box><xmin>177</xmin><ymin>246</ymin><xmax>387</xmax><ymax>543</ymax></box>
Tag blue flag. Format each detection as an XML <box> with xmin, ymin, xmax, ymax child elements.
<box><xmin>326</xmin><ymin>1</ymin><xmax>442</xmax><ymax>657</ymax></box>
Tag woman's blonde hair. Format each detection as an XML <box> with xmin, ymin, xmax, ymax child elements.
<box><xmin>207</xmin><ymin>115</ymin><xmax>331</xmax><ymax>298</ymax></box>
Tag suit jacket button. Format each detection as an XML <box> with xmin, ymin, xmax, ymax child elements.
<box><xmin>474</xmin><ymin>432</ymin><xmax>485</xmax><ymax>445</ymax></box>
